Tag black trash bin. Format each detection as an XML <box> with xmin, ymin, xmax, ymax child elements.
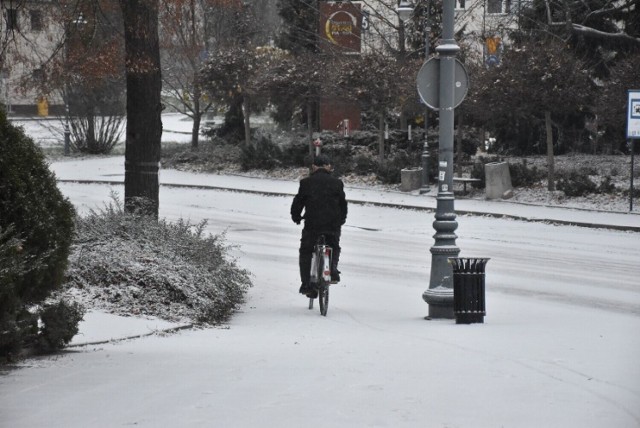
<box><xmin>449</xmin><ymin>258</ymin><xmax>490</xmax><ymax>324</ymax></box>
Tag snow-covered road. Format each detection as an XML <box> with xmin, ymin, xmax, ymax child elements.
<box><xmin>1</xmin><ymin>182</ymin><xmax>639</xmax><ymax>428</ymax></box>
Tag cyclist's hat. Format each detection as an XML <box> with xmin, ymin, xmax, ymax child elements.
<box><xmin>313</xmin><ymin>154</ymin><xmax>331</xmax><ymax>167</ymax></box>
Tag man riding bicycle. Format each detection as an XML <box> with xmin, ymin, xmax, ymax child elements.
<box><xmin>291</xmin><ymin>154</ymin><xmax>347</xmax><ymax>298</ymax></box>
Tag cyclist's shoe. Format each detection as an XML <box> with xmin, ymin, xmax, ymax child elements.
<box><xmin>331</xmin><ymin>270</ymin><xmax>341</xmax><ymax>284</ymax></box>
<box><xmin>300</xmin><ymin>283</ymin><xmax>318</xmax><ymax>298</ymax></box>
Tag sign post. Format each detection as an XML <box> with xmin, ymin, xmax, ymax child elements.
<box><xmin>627</xmin><ymin>90</ymin><xmax>640</xmax><ymax>211</ymax></box>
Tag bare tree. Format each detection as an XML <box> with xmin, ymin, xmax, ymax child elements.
<box><xmin>466</xmin><ymin>38</ymin><xmax>593</xmax><ymax>189</ymax></box>
<box><xmin>119</xmin><ymin>0</ymin><xmax>163</xmax><ymax>217</ymax></box>
<box><xmin>333</xmin><ymin>53</ymin><xmax>419</xmax><ymax>163</ymax></box>
<box><xmin>159</xmin><ymin>0</ymin><xmax>249</xmax><ymax>150</ymax></box>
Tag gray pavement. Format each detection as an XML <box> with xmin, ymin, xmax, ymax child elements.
<box><xmin>51</xmin><ymin>156</ymin><xmax>640</xmax><ymax>231</ymax></box>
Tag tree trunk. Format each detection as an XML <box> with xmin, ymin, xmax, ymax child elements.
<box><xmin>120</xmin><ymin>0</ymin><xmax>163</xmax><ymax>218</ymax></box>
<box><xmin>191</xmin><ymin>111</ymin><xmax>201</xmax><ymax>151</ymax></box>
<box><xmin>307</xmin><ymin>100</ymin><xmax>313</xmax><ymax>157</ymax></box>
<box><xmin>545</xmin><ymin>110</ymin><xmax>556</xmax><ymax>191</ymax></box>
<box><xmin>378</xmin><ymin>109</ymin><xmax>385</xmax><ymax>164</ymax></box>
<box><xmin>191</xmin><ymin>85</ymin><xmax>201</xmax><ymax>150</ymax></box>
<box><xmin>243</xmin><ymin>95</ymin><xmax>251</xmax><ymax>147</ymax></box>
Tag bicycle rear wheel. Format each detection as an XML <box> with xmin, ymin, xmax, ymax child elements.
<box><xmin>318</xmin><ymin>280</ymin><xmax>329</xmax><ymax>316</ymax></box>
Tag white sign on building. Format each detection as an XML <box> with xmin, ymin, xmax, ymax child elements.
<box><xmin>628</xmin><ymin>90</ymin><xmax>640</xmax><ymax>140</ymax></box>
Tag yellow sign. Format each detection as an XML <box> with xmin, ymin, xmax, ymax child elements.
<box><xmin>319</xmin><ymin>3</ymin><xmax>362</xmax><ymax>53</ymax></box>
<box><xmin>37</xmin><ymin>97</ymin><xmax>49</xmax><ymax>117</ymax></box>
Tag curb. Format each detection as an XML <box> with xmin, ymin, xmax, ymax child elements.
<box><xmin>66</xmin><ymin>323</ymin><xmax>194</xmax><ymax>348</ymax></box>
<box><xmin>56</xmin><ymin>179</ymin><xmax>640</xmax><ymax>233</ymax></box>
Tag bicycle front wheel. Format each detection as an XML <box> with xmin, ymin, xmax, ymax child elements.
<box><xmin>318</xmin><ymin>280</ymin><xmax>329</xmax><ymax>316</ymax></box>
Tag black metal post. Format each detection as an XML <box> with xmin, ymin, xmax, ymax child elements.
<box><xmin>631</xmin><ymin>140</ymin><xmax>635</xmax><ymax>212</ymax></box>
<box><xmin>64</xmin><ymin>104</ymin><xmax>70</xmax><ymax>156</ymax></box>
<box><xmin>422</xmin><ymin>0</ymin><xmax>460</xmax><ymax>319</ymax></box>
<box><xmin>419</xmin><ymin>10</ymin><xmax>431</xmax><ymax>194</ymax></box>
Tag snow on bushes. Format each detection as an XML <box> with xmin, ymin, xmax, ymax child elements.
<box><xmin>1</xmin><ymin>109</ymin><xmax>76</xmax><ymax>358</ymax></box>
<box><xmin>61</xmin><ymin>198</ymin><xmax>252</xmax><ymax>325</ymax></box>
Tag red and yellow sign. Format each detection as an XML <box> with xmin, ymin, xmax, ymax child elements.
<box><xmin>319</xmin><ymin>2</ymin><xmax>362</xmax><ymax>53</ymax></box>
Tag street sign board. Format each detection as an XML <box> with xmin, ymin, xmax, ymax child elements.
<box><xmin>416</xmin><ymin>57</ymin><xmax>469</xmax><ymax>110</ymax></box>
<box><xmin>628</xmin><ymin>90</ymin><xmax>640</xmax><ymax>139</ymax></box>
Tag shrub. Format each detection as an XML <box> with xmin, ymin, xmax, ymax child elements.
<box><xmin>240</xmin><ymin>137</ymin><xmax>282</xmax><ymax>170</ymax></box>
<box><xmin>69</xmin><ymin>115</ymin><xmax>124</xmax><ymax>155</ymax></box>
<box><xmin>280</xmin><ymin>140</ymin><xmax>308</xmax><ymax>168</ymax></box>
<box><xmin>0</xmin><ymin>109</ymin><xmax>76</xmax><ymax>358</ymax></box>
<box><xmin>37</xmin><ymin>300</ymin><xmax>85</xmax><ymax>352</ymax></box>
<box><xmin>556</xmin><ymin>170</ymin><xmax>598</xmax><ymax>196</ymax></box>
<box><xmin>509</xmin><ymin>161</ymin><xmax>543</xmax><ymax>187</ymax></box>
<box><xmin>63</xmin><ymin>197</ymin><xmax>252</xmax><ymax>324</ymax></box>
<box><xmin>597</xmin><ymin>176</ymin><xmax>616</xmax><ymax>194</ymax></box>
<box><xmin>320</xmin><ymin>144</ymin><xmax>352</xmax><ymax>178</ymax></box>
<box><xmin>353</xmin><ymin>153</ymin><xmax>377</xmax><ymax>175</ymax></box>
<box><xmin>376</xmin><ymin>151</ymin><xmax>413</xmax><ymax>184</ymax></box>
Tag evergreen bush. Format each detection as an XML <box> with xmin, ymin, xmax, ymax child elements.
<box><xmin>279</xmin><ymin>140</ymin><xmax>308</xmax><ymax>167</ymax></box>
<box><xmin>353</xmin><ymin>153</ymin><xmax>377</xmax><ymax>175</ymax></box>
<box><xmin>556</xmin><ymin>170</ymin><xmax>598</xmax><ymax>196</ymax></box>
<box><xmin>240</xmin><ymin>137</ymin><xmax>282</xmax><ymax>170</ymax></box>
<box><xmin>376</xmin><ymin>151</ymin><xmax>412</xmax><ymax>184</ymax></box>
<box><xmin>0</xmin><ymin>109</ymin><xmax>76</xmax><ymax>358</ymax></box>
<box><xmin>37</xmin><ymin>300</ymin><xmax>85</xmax><ymax>352</ymax></box>
<box><xmin>509</xmin><ymin>161</ymin><xmax>543</xmax><ymax>187</ymax></box>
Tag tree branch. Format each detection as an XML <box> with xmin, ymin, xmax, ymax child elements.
<box><xmin>571</xmin><ymin>24</ymin><xmax>640</xmax><ymax>46</ymax></box>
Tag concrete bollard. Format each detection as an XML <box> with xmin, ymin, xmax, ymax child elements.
<box><xmin>401</xmin><ymin>168</ymin><xmax>423</xmax><ymax>192</ymax></box>
<box><xmin>485</xmin><ymin>162</ymin><xmax>513</xmax><ymax>199</ymax></box>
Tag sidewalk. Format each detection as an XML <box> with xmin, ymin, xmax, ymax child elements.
<box><xmin>51</xmin><ymin>156</ymin><xmax>640</xmax><ymax>231</ymax></box>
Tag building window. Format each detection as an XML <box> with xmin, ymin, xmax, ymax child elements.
<box><xmin>33</xmin><ymin>68</ymin><xmax>45</xmax><ymax>82</ymax></box>
<box><xmin>456</xmin><ymin>0</ymin><xmax>466</xmax><ymax>10</ymax></box>
<box><xmin>487</xmin><ymin>0</ymin><xmax>501</xmax><ymax>13</ymax></box>
<box><xmin>30</xmin><ymin>10</ymin><xmax>43</xmax><ymax>32</ymax></box>
<box><xmin>487</xmin><ymin>0</ymin><xmax>511</xmax><ymax>14</ymax></box>
<box><xmin>5</xmin><ymin>8</ymin><xmax>19</xmax><ymax>31</ymax></box>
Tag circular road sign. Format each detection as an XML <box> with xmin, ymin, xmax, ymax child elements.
<box><xmin>417</xmin><ymin>57</ymin><xmax>469</xmax><ymax>110</ymax></box>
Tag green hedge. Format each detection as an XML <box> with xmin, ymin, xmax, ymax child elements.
<box><xmin>0</xmin><ymin>109</ymin><xmax>76</xmax><ymax>357</ymax></box>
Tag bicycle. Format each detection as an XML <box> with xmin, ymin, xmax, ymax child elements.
<box><xmin>308</xmin><ymin>234</ymin><xmax>333</xmax><ymax>316</ymax></box>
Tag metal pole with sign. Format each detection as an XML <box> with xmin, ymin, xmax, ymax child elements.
<box><xmin>421</xmin><ymin>0</ymin><xmax>468</xmax><ymax>319</ymax></box>
<box><xmin>627</xmin><ymin>90</ymin><xmax>640</xmax><ymax>211</ymax></box>
<box><xmin>398</xmin><ymin>0</ymin><xmax>469</xmax><ymax>319</ymax></box>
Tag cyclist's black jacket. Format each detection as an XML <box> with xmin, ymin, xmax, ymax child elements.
<box><xmin>291</xmin><ymin>169</ymin><xmax>347</xmax><ymax>231</ymax></box>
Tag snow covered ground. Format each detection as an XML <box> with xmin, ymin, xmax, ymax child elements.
<box><xmin>2</xmin><ymin>114</ymin><xmax>639</xmax><ymax>427</ymax></box>
<box><xmin>1</xmin><ymin>153</ymin><xmax>639</xmax><ymax>427</ymax></box>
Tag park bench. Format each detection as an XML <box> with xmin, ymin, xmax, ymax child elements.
<box><xmin>453</xmin><ymin>177</ymin><xmax>481</xmax><ymax>195</ymax></box>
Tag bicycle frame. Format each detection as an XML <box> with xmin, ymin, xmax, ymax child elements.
<box><xmin>310</xmin><ymin>242</ymin><xmax>332</xmax><ymax>284</ymax></box>
<box><xmin>308</xmin><ymin>235</ymin><xmax>333</xmax><ymax>315</ymax></box>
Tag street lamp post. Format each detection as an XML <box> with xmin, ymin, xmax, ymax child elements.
<box><xmin>398</xmin><ymin>0</ymin><xmax>460</xmax><ymax>318</ymax></box>
<box><xmin>420</xmin><ymin>10</ymin><xmax>431</xmax><ymax>194</ymax></box>
<box><xmin>64</xmin><ymin>103</ymin><xmax>70</xmax><ymax>156</ymax></box>
<box><xmin>398</xmin><ymin>1</ymin><xmax>430</xmax><ymax>193</ymax></box>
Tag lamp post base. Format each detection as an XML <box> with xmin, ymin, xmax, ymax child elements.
<box><xmin>422</xmin><ymin>287</ymin><xmax>454</xmax><ymax>319</ymax></box>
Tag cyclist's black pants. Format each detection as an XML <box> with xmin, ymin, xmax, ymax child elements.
<box><xmin>299</xmin><ymin>229</ymin><xmax>341</xmax><ymax>286</ymax></box>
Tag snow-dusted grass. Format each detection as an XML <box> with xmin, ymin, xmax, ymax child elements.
<box><xmin>59</xmin><ymin>197</ymin><xmax>251</xmax><ymax>324</ymax></box>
